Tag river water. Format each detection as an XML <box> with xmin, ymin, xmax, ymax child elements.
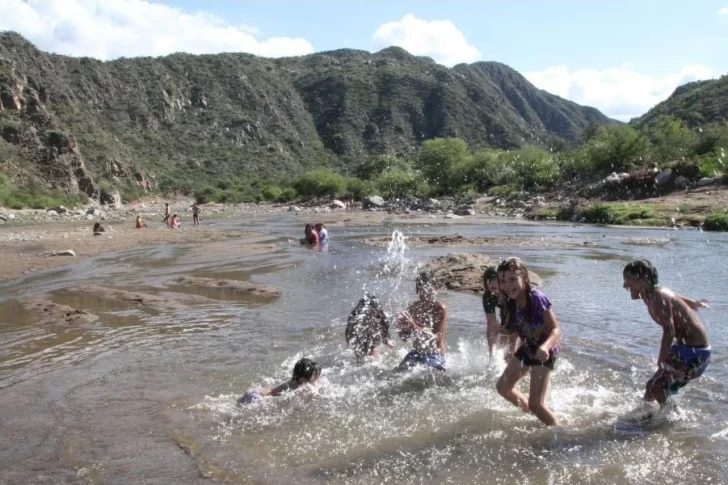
<box><xmin>0</xmin><ymin>215</ymin><xmax>726</xmax><ymax>484</ymax></box>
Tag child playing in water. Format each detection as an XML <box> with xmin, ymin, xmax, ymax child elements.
<box><xmin>483</xmin><ymin>265</ymin><xmax>516</xmax><ymax>361</ymax></box>
<box><xmin>622</xmin><ymin>260</ymin><xmax>711</xmax><ymax>406</ymax></box>
<box><xmin>315</xmin><ymin>223</ymin><xmax>329</xmax><ymax>244</ymax></box>
<box><xmin>163</xmin><ymin>202</ymin><xmax>171</xmax><ymax>227</ymax></box>
<box><xmin>345</xmin><ymin>293</ymin><xmax>393</xmax><ymax>361</ymax></box>
<box><xmin>238</xmin><ymin>358</ymin><xmax>322</xmax><ymax>405</ymax></box>
<box><xmin>495</xmin><ymin>257</ymin><xmax>561</xmax><ymax>426</ymax></box>
<box><xmin>395</xmin><ymin>271</ymin><xmax>448</xmax><ymax>371</ymax></box>
<box><xmin>135</xmin><ymin>215</ymin><xmax>147</xmax><ymax>229</ymax></box>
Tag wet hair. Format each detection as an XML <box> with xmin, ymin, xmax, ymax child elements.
<box><xmin>497</xmin><ymin>257</ymin><xmax>533</xmax><ymax>328</ymax></box>
<box><xmin>314</xmin><ymin>222</ymin><xmax>325</xmax><ymax>230</ymax></box>
<box><xmin>415</xmin><ymin>270</ymin><xmax>437</xmax><ymax>292</ymax></box>
<box><xmin>483</xmin><ymin>266</ymin><xmax>498</xmax><ymax>290</ymax></box>
<box><xmin>93</xmin><ymin>222</ymin><xmax>101</xmax><ymax>231</ymax></box>
<box><xmin>346</xmin><ymin>293</ymin><xmax>390</xmax><ymax>355</ymax></box>
<box><xmin>292</xmin><ymin>358</ymin><xmax>321</xmax><ymax>382</ymax></box>
<box><xmin>623</xmin><ymin>260</ymin><xmax>658</xmax><ymax>287</ymax></box>
<box><xmin>304</xmin><ymin>223</ymin><xmax>313</xmax><ymax>233</ymax></box>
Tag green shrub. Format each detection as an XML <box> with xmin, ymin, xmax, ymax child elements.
<box><xmin>293</xmin><ymin>169</ymin><xmax>347</xmax><ymax>199</ymax></box>
<box><xmin>277</xmin><ymin>187</ymin><xmax>297</xmax><ymax>202</ymax></box>
<box><xmin>704</xmin><ymin>209</ymin><xmax>728</xmax><ymax>231</ymax></box>
<box><xmin>261</xmin><ymin>185</ymin><xmax>282</xmax><ymax>201</ymax></box>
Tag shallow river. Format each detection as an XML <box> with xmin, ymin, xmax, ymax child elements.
<box><xmin>1</xmin><ymin>215</ymin><xmax>726</xmax><ymax>484</ymax></box>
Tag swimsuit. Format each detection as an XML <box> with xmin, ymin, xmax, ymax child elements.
<box><xmin>652</xmin><ymin>344</ymin><xmax>711</xmax><ymax>395</ymax></box>
<box><xmin>237</xmin><ymin>390</ymin><xmax>262</xmax><ymax>405</ymax></box>
<box><xmin>505</xmin><ymin>289</ymin><xmax>560</xmax><ymax>368</ymax></box>
<box><xmin>399</xmin><ymin>350</ymin><xmax>446</xmax><ymax>371</ymax></box>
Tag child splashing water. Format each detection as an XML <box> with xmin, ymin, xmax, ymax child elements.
<box><xmin>496</xmin><ymin>257</ymin><xmax>562</xmax><ymax>426</ymax></box>
<box><xmin>237</xmin><ymin>358</ymin><xmax>322</xmax><ymax>405</ymax></box>
<box><xmin>346</xmin><ymin>293</ymin><xmax>394</xmax><ymax>362</ymax></box>
<box><xmin>395</xmin><ymin>271</ymin><xmax>448</xmax><ymax>371</ymax></box>
<box><xmin>483</xmin><ymin>265</ymin><xmax>515</xmax><ymax>362</ymax></box>
<box><xmin>622</xmin><ymin>260</ymin><xmax>711</xmax><ymax>407</ymax></box>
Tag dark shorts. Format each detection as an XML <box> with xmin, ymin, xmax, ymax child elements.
<box><xmin>398</xmin><ymin>350</ymin><xmax>446</xmax><ymax>371</ymax></box>
<box><xmin>515</xmin><ymin>346</ymin><xmax>556</xmax><ymax>370</ymax></box>
<box><xmin>650</xmin><ymin>344</ymin><xmax>711</xmax><ymax>396</ymax></box>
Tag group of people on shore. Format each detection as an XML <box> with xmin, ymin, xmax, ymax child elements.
<box><xmin>131</xmin><ymin>202</ymin><xmax>201</xmax><ymax>229</ymax></box>
<box><xmin>239</xmin><ymin>255</ymin><xmax>711</xmax><ymax>427</ymax></box>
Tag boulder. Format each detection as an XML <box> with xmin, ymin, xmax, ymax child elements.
<box><xmin>673</xmin><ymin>176</ymin><xmax>688</xmax><ymax>189</ymax></box>
<box><xmin>100</xmin><ymin>189</ymin><xmax>122</xmax><ymax>207</ymax></box>
<box><xmin>444</xmin><ymin>213</ymin><xmax>463</xmax><ymax>219</ymax></box>
<box><xmin>330</xmin><ymin>199</ymin><xmax>346</xmax><ymax>209</ymax></box>
<box><xmin>288</xmin><ymin>205</ymin><xmax>302</xmax><ymax>212</ymax></box>
<box><xmin>696</xmin><ymin>177</ymin><xmax>715</xmax><ymax>187</ymax></box>
<box><xmin>363</xmin><ymin>195</ymin><xmax>385</xmax><ymax>209</ymax></box>
<box><xmin>654</xmin><ymin>169</ymin><xmax>674</xmax><ymax>187</ymax></box>
<box><xmin>53</xmin><ymin>249</ymin><xmax>76</xmax><ymax>257</ymax></box>
<box><xmin>454</xmin><ymin>205</ymin><xmax>475</xmax><ymax>216</ymax></box>
<box><xmin>47</xmin><ymin>205</ymin><xmax>68</xmax><ymax>214</ymax></box>
<box><xmin>86</xmin><ymin>208</ymin><xmax>101</xmax><ymax>216</ymax></box>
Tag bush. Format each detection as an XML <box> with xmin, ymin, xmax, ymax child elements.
<box><xmin>261</xmin><ymin>185</ymin><xmax>282</xmax><ymax>201</ymax></box>
<box><xmin>704</xmin><ymin>209</ymin><xmax>728</xmax><ymax>231</ymax></box>
<box><xmin>579</xmin><ymin>125</ymin><xmax>652</xmax><ymax>174</ymax></box>
<box><xmin>374</xmin><ymin>168</ymin><xmax>424</xmax><ymax>199</ymax></box>
<box><xmin>277</xmin><ymin>187</ymin><xmax>297</xmax><ymax>202</ymax></box>
<box><xmin>293</xmin><ymin>169</ymin><xmax>347</xmax><ymax>199</ymax></box>
<box><xmin>346</xmin><ymin>177</ymin><xmax>373</xmax><ymax>200</ymax></box>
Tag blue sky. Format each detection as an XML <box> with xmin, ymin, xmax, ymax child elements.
<box><xmin>3</xmin><ymin>0</ymin><xmax>728</xmax><ymax>120</ymax></box>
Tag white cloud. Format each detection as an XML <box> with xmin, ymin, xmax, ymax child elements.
<box><xmin>372</xmin><ymin>14</ymin><xmax>481</xmax><ymax>66</ymax></box>
<box><xmin>0</xmin><ymin>0</ymin><xmax>314</xmax><ymax>60</ymax></box>
<box><xmin>525</xmin><ymin>64</ymin><xmax>715</xmax><ymax>121</ymax></box>
<box><xmin>718</xmin><ymin>7</ymin><xmax>728</xmax><ymax>15</ymax></box>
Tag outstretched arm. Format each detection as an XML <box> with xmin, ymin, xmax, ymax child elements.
<box><xmin>433</xmin><ymin>303</ymin><xmax>447</xmax><ymax>354</ymax></box>
<box><xmin>675</xmin><ymin>292</ymin><xmax>710</xmax><ymax>310</ymax></box>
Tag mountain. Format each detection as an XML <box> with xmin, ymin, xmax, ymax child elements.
<box><xmin>634</xmin><ymin>75</ymin><xmax>728</xmax><ymax>128</ymax></box>
<box><xmin>0</xmin><ymin>32</ymin><xmax>614</xmax><ymax>198</ymax></box>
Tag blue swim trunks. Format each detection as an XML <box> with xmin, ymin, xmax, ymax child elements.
<box><xmin>654</xmin><ymin>344</ymin><xmax>711</xmax><ymax>395</ymax></box>
<box><xmin>237</xmin><ymin>390</ymin><xmax>262</xmax><ymax>405</ymax></box>
<box><xmin>398</xmin><ymin>350</ymin><xmax>446</xmax><ymax>371</ymax></box>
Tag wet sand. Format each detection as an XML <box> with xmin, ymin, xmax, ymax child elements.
<box><xmin>0</xmin><ymin>221</ymin><xmax>263</xmax><ymax>282</ymax></box>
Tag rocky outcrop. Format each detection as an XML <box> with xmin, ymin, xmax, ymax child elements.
<box><xmin>170</xmin><ymin>276</ymin><xmax>282</xmax><ymax>300</ymax></box>
<box><xmin>424</xmin><ymin>253</ymin><xmax>543</xmax><ymax>293</ymax></box>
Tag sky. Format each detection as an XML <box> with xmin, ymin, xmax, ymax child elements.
<box><xmin>2</xmin><ymin>1</ymin><xmax>728</xmax><ymax>121</ymax></box>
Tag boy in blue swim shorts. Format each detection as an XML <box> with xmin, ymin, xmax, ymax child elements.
<box><xmin>623</xmin><ymin>260</ymin><xmax>711</xmax><ymax>406</ymax></box>
<box><xmin>395</xmin><ymin>271</ymin><xmax>448</xmax><ymax>372</ymax></box>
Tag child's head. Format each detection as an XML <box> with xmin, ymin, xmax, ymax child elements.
<box><xmin>304</xmin><ymin>223</ymin><xmax>313</xmax><ymax>234</ymax></box>
<box><xmin>497</xmin><ymin>257</ymin><xmax>530</xmax><ymax>300</ymax></box>
<box><xmin>292</xmin><ymin>358</ymin><xmax>322</xmax><ymax>384</ymax></box>
<box><xmin>314</xmin><ymin>223</ymin><xmax>325</xmax><ymax>231</ymax></box>
<box><xmin>483</xmin><ymin>266</ymin><xmax>499</xmax><ymax>295</ymax></box>
<box><xmin>415</xmin><ymin>271</ymin><xmax>437</xmax><ymax>299</ymax></box>
<box><xmin>623</xmin><ymin>260</ymin><xmax>658</xmax><ymax>299</ymax></box>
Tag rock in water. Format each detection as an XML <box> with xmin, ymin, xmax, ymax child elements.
<box><xmin>424</xmin><ymin>253</ymin><xmax>542</xmax><ymax>293</ymax></box>
<box><xmin>53</xmin><ymin>249</ymin><xmax>76</xmax><ymax>257</ymax></box>
<box><xmin>363</xmin><ymin>195</ymin><xmax>385</xmax><ymax>209</ymax></box>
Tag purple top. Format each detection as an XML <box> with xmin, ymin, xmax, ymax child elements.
<box><xmin>505</xmin><ymin>289</ymin><xmax>561</xmax><ymax>357</ymax></box>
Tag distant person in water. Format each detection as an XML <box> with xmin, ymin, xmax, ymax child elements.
<box><xmin>192</xmin><ymin>202</ymin><xmax>200</xmax><ymax>227</ymax></box>
<box><xmin>496</xmin><ymin>257</ymin><xmax>561</xmax><ymax>426</ymax></box>
<box><xmin>622</xmin><ymin>260</ymin><xmax>711</xmax><ymax>407</ymax></box>
<box><xmin>299</xmin><ymin>223</ymin><xmax>319</xmax><ymax>246</ymax></box>
<box><xmin>315</xmin><ymin>223</ymin><xmax>328</xmax><ymax>244</ymax></box>
<box><xmin>395</xmin><ymin>271</ymin><xmax>447</xmax><ymax>372</ymax></box>
<box><xmin>163</xmin><ymin>202</ymin><xmax>171</xmax><ymax>227</ymax></box>
<box><xmin>170</xmin><ymin>214</ymin><xmax>181</xmax><ymax>229</ymax></box>
<box><xmin>135</xmin><ymin>215</ymin><xmax>147</xmax><ymax>229</ymax></box>
<box><xmin>346</xmin><ymin>293</ymin><xmax>393</xmax><ymax>361</ymax></box>
<box><xmin>237</xmin><ymin>358</ymin><xmax>322</xmax><ymax>405</ymax></box>
<box><xmin>483</xmin><ymin>265</ymin><xmax>516</xmax><ymax>361</ymax></box>
<box><xmin>92</xmin><ymin>222</ymin><xmax>105</xmax><ymax>235</ymax></box>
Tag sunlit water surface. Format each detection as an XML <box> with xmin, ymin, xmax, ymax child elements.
<box><xmin>0</xmin><ymin>215</ymin><xmax>726</xmax><ymax>484</ymax></box>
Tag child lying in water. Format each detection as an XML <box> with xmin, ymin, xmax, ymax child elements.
<box><xmin>345</xmin><ymin>293</ymin><xmax>394</xmax><ymax>361</ymax></box>
<box><xmin>238</xmin><ymin>358</ymin><xmax>322</xmax><ymax>405</ymax></box>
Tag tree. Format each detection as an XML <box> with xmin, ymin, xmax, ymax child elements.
<box><xmin>293</xmin><ymin>169</ymin><xmax>347</xmax><ymax>199</ymax></box>
<box><xmin>580</xmin><ymin>125</ymin><xmax>651</xmax><ymax>173</ymax></box>
<box><xmin>416</xmin><ymin>138</ymin><xmax>470</xmax><ymax>193</ymax></box>
<box><xmin>647</xmin><ymin>116</ymin><xmax>697</xmax><ymax>163</ymax></box>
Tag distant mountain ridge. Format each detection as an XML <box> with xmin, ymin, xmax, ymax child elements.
<box><xmin>634</xmin><ymin>75</ymin><xmax>728</xmax><ymax>128</ymax></box>
<box><xmin>0</xmin><ymin>32</ymin><xmax>614</xmax><ymax>197</ymax></box>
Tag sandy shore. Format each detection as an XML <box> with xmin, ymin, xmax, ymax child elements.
<box><xmin>0</xmin><ymin>220</ymin><xmax>262</xmax><ymax>282</ymax></box>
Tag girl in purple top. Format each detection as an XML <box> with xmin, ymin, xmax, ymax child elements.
<box><xmin>495</xmin><ymin>257</ymin><xmax>562</xmax><ymax>426</ymax></box>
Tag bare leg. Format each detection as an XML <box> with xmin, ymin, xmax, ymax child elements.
<box><xmin>644</xmin><ymin>368</ymin><xmax>677</xmax><ymax>406</ymax></box>
<box><xmin>496</xmin><ymin>356</ymin><xmax>530</xmax><ymax>413</ymax></box>
<box><xmin>528</xmin><ymin>366</ymin><xmax>558</xmax><ymax>426</ymax></box>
